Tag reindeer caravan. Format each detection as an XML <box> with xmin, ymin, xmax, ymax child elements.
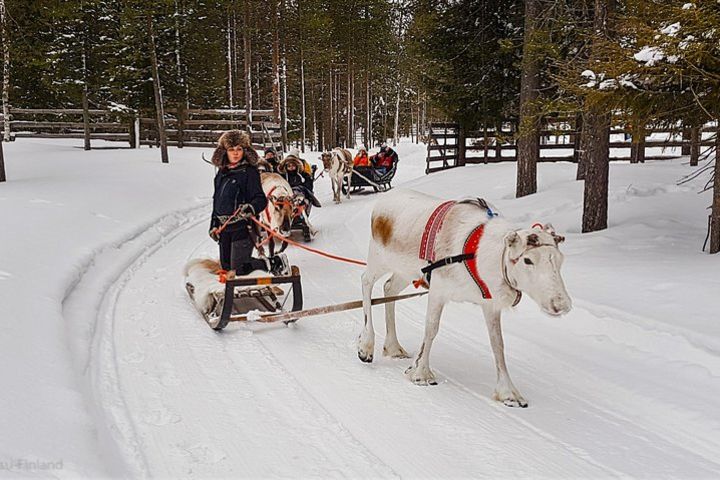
<box><xmin>185</xmin><ymin>130</ymin><xmax>571</xmax><ymax>406</ymax></box>
<box><xmin>319</xmin><ymin>145</ymin><xmax>399</xmax><ymax>202</ymax></box>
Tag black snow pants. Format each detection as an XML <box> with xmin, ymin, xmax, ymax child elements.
<box><xmin>218</xmin><ymin>227</ymin><xmax>268</xmax><ymax>274</ymax></box>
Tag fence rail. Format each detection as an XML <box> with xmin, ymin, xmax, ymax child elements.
<box><xmin>0</xmin><ymin>107</ymin><xmax>284</xmax><ymax>152</ymax></box>
<box><xmin>426</xmin><ymin>120</ymin><xmax>716</xmax><ymax>174</ymax></box>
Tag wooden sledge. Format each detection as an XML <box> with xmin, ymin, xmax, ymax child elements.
<box><xmin>187</xmin><ymin>265</ymin><xmax>304</xmax><ymax>331</ymax></box>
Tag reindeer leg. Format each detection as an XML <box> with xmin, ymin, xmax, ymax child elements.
<box><xmin>332</xmin><ymin>177</ymin><xmax>339</xmax><ymax>203</ymax></box>
<box><xmin>302</xmin><ymin>211</ymin><xmax>317</xmax><ymax>236</ymax></box>
<box><xmin>482</xmin><ymin>305</ymin><xmax>528</xmax><ymax>408</ymax></box>
<box><xmin>358</xmin><ymin>269</ymin><xmax>378</xmax><ymax>363</ymax></box>
<box><xmin>406</xmin><ymin>292</ymin><xmax>444</xmax><ymax>385</ymax></box>
<box><xmin>345</xmin><ymin>172</ymin><xmax>352</xmax><ymax>199</ymax></box>
<box><xmin>382</xmin><ymin>274</ymin><xmax>410</xmax><ymax>358</ymax></box>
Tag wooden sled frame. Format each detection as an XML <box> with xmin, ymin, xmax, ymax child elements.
<box><xmin>210</xmin><ymin>265</ymin><xmax>303</xmax><ymax>331</ymax></box>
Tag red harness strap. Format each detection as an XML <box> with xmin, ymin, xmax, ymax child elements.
<box><xmin>461</xmin><ymin>225</ymin><xmax>492</xmax><ymax>299</ymax></box>
<box><xmin>264</xmin><ymin>186</ymin><xmax>278</xmax><ymax>223</ymax></box>
<box><xmin>415</xmin><ymin>201</ymin><xmax>493</xmax><ymax>299</ymax></box>
<box><xmin>419</xmin><ymin>200</ymin><xmax>456</xmax><ymax>262</ymax></box>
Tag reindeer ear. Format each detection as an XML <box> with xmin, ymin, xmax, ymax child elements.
<box><xmin>504</xmin><ymin>231</ymin><xmax>520</xmax><ymax>248</ymax></box>
<box><xmin>526</xmin><ymin>233</ymin><xmax>541</xmax><ymax>247</ymax></box>
<box><xmin>542</xmin><ymin>223</ymin><xmax>565</xmax><ymax>244</ymax></box>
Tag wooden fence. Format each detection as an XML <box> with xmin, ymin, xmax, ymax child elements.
<box><xmin>426</xmin><ymin>120</ymin><xmax>716</xmax><ymax>174</ymax></box>
<box><xmin>0</xmin><ymin>108</ymin><xmax>135</xmax><ymax>145</ymax></box>
<box><xmin>0</xmin><ymin>107</ymin><xmax>284</xmax><ymax>151</ymax></box>
<box><xmin>139</xmin><ymin>108</ymin><xmax>282</xmax><ymax>150</ymax></box>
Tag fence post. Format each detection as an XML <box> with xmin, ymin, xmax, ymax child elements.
<box><xmin>495</xmin><ymin>124</ymin><xmax>503</xmax><ymax>162</ymax></box>
<box><xmin>457</xmin><ymin>124</ymin><xmax>466</xmax><ymax>167</ymax></box>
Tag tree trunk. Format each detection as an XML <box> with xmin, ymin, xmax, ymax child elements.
<box><xmin>365</xmin><ymin>70</ymin><xmax>371</xmax><ymax>147</ymax></box>
<box><xmin>710</xmin><ymin>124</ymin><xmax>720</xmax><ymax>254</ymax></box>
<box><xmin>280</xmin><ymin>35</ymin><xmax>288</xmax><ymax>148</ymax></box>
<box><xmin>175</xmin><ymin>0</ymin><xmax>187</xmax><ymax>148</ymax></box>
<box><xmin>148</xmin><ymin>15</ymin><xmax>168</xmax><ymax>164</ymax></box>
<box><xmin>573</xmin><ymin>113</ymin><xmax>583</xmax><ymax>165</ymax></box>
<box><xmin>1</xmin><ymin>0</ymin><xmax>9</xmax><ymax>142</ymax></box>
<box><xmin>311</xmin><ymin>83</ymin><xmax>318</xmax><ymax>150</ymax></box>
<box><xmin>630</xmin><ymin>123</ymin><xmax>645</xmax><ymax>164</ymax></box>
<box><xmin>0</xmin><ymin>137</ymin><xmax>5</xmax><ymax>182</ymax></box>
<box><xmin>516</xmin><ymin>0</ymin><xmax>540</xmax><ymax>197</ymax></box>
<box><xmin>243</xmin><ymin>0</ymin><xmax>252</xmax><ymax>130</ymax></box>
<box><xmin>582</xmin><ymin>106</ymin><xmax>611</xmax><ymax>232</ymax></box>
<box><xmin>690</xmin><ymin>126</ymin><xmax>700</xmax><ymax>166</ymax></box>
<box><xmin>81</xmin><ymin>50</ymin><xmax>91</xmax><ymax>151</ymax></box>
<box><xmin>226</xmin><ymin>10</ymin><xmax>234</xmax><ymax>108</ymax></box>
<box><xmin>272</xmin><ymin>0</ymin><xmax>280</xmax><ymax>124</ymax></box>
<box><xmin>682</xmin><ymin>128</ymin><xmax>691</xmax><ymax>155</ymax></box>
<box><xmin>300</xmin><ymin>47</ymin><xmax>306</xmax><ymax>153</ymax></box>
<box><xmin>393</xmin><ymin>83</ymin><xmax>400</xmax><ymax>147</ymax></box>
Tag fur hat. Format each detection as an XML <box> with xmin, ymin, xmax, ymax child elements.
<box><xmin>278</xmin><ymin>155</ymin><xmax>303</xmax><ymax>173</ymax></box>
<box><xmin>357</xmin><ymin>145</ymin><xmax>367</xmax><ymax>152</ymax></box>
<box><xmin>211</xmin><ymin>129</ymin><xmax>258</xmax><ymax>168</ymax></box>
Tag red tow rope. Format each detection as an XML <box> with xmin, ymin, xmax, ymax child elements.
<box><xmin>249</xmin><ymin>216</ymin><xmax>367</xmax><ymax>267</ymax></box>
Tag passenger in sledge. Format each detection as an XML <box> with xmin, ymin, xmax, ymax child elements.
<box><xmin>278</xmin><ymin>149</ymin><xmax>321</xmax><ymax>212</ymax></box>
<box><xmin>371</xmin><ymin>145</ymin><xmax>398</xmax><ymax>176</ymax></box>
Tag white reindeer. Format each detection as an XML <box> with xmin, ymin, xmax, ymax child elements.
<box><xmin>320</xmin><ymin>148</ymin><xmax>353</xmax><ymax>204</ymax></box>
<box><xmin>260</xmin><ymin>173</ymin><xmax>295</xmax><ymax>255</ymax></box>
<box><xmin>359</xmin><ymin>189</ymin><xmax>572</xmax><ymax>408</ymax></box>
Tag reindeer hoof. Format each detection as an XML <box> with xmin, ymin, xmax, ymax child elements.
<box><xmin>383</xmin><ymin>344</ymin><xmax>410</xmax><ymax>359</ymax></box>
<box><xmin>494</xmin><ymin>390</ymin><xmax>528</xmax><ymax>408</ymax></box>
<box><xmin>405</xmin><ymin>366</ymin><xmax>437</xmax><ymax>386</ymax></box>
<box><xmin>357</xmin><ymin>350</ymin><xmax>374</xmax><ymax>363</ymax></box>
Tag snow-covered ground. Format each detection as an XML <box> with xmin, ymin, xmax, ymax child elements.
<box><xmin>1</xmin><ymin>138</ymin><xmax>719</xmax><ymax>478</ymax></box>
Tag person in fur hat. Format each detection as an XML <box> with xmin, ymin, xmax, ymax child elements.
<box><xmin>209</xmin><ymin>130</ymin><xmax>289</xmax><ymax>276</ymax></box>
<box><xmin>278</xmin><ymin>150</ymin><xmax>321</xmax><ymax>210</ymax></box>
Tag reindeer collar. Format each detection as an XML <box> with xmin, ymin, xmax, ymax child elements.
<box><xmin>501</xmin><ymin>242</ymin><xmax>523</xmax><ymax>307</ymax></box>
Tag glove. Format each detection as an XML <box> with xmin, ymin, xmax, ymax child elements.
<box><xmin>209</xmin><ymin>228</ymin><xmax>220</xmax><ymax>242</ymax></box>
<box><xmin>239</xmin><ymin>204</ymin><xmax>255</xmax><ymax>217</ymax></box>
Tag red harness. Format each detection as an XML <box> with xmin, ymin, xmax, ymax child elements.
<box><xmin>416</xmin><ymin>201</ymin><xmax>493</xmax><ymax>299</ymax></box>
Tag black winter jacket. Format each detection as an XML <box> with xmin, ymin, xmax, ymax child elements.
<box><xmin>211</xmin><ymin>162</ymin><xmax>268</xmax><ymax>232</ymax></box>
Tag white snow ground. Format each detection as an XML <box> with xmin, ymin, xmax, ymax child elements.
<box><xmin>1</xmin><ymin>138</ymin><xmax>719</xmax><ymax>478</ymax></box>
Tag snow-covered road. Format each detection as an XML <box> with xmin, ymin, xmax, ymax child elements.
<box><xmin>3</xmin><ymin>139</ymin><xmax>720</xmax><ymax>477</ymax></box>
<box><xmin>75</xmin><ymin>145</ymin><xmax>720</xmax><ymax>477</ymax></box>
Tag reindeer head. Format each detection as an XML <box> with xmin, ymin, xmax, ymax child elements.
<box><xmin>292</xmin><ymin>194</ymin><xmax>307</xmax><ymax>218</ymax></box>
<box><xmin>320</xmin><ymin>151</ymin><xmax>333</xmax><ymax>171</ymax></box>
<box><xmin>266</xmin><ymin>193</ymin><xmax>294</xmax><ymax>236</ymax></box>
<box><xmin>503</xmin><ymin>223</ymin><xmax>571</xmax><ymax>316</ymax></box>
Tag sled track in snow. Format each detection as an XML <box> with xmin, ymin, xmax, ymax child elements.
<box><xmin>63</xmin><ymin>203</ymin><xmax>211</xmax><ymax>477</ymax></box>
<box><xmin>68</xmin><ymin>185</ymin><xmax>720</xmax><ymax>476</ymax></box>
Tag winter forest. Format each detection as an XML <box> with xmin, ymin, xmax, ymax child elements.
<box><xmin>1</xmin><ymin>0</ymin><xmax>720</xmax><ymax>478</ymax></box>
